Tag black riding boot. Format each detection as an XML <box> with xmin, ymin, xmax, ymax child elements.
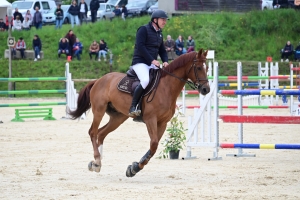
<box><xmin>128</xmin><ymin>84</ymin><xmax>144</xmax><ymax>117</ymax></box>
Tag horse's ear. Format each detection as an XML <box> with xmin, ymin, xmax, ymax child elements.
<box><xmin>203</xmin><ymin>50</ymin><xmax>208</xmax><ymax>57</ymax></box>
<box><xmin>198</xmin><ymin>48</ymin><xmax>203</xmax><ymax>58</ymax></box>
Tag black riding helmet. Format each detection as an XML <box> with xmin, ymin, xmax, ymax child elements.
<box><xmin>151</xmin><ymin>9</ymin><xmax>168</xmax><ymax>29</ymax></box>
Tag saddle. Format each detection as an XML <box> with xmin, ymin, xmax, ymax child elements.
<box><xmin>117</xmin><ymin>68</ymin><xmax>161</xmax><ymax>122</ymax></box>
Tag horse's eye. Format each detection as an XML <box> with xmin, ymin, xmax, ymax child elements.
<box><xmin>197</xmin><ymin>66</ymin><xmax>202</xmax><ymax>70</ymax></box>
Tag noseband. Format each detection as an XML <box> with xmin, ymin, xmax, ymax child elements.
<box><xmin>161</xmin><ymin>55</ymin><xmax>208</xmax><ymax>91</ymax></box>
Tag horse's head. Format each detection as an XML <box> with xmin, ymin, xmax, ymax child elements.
<box><xmin>187</xmin><ymin>49</ymin><xmax>210</xmax><ymax>95</ymax></box>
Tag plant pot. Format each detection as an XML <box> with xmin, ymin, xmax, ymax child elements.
<box><xmin>169</xmin><ymin>150</ymin><xmax>180</xmax><ymax>159</ymax></box>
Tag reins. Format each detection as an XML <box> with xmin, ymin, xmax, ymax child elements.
<box><xmin>159</xmin><ymin>56</ymin><xmax>208</xmax><ymax>90</ymax></box>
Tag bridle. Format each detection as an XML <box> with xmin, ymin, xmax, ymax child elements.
<box><xmin>160</xmin><ymin>55</ymin><xmax>208</xmax><ymax>90</ymax></box>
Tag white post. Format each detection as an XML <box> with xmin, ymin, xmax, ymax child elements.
<box><xmin>226</xmin><ymin>62</ymin><xmax>255</xmax><ymax>157</ymax></box>
<box><xmin>209</xmin><ymin>62</ymin><xmax>221</xmax><ymax>160</ymax></box>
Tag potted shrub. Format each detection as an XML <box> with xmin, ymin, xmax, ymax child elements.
<box><xmin>158</xmin><ymin>109</ymin><xmax>186</xmax><ymax>159</ymax></box>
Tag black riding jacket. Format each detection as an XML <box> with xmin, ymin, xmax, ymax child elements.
<box><xmin>132</xmin><ymin>22</ymin><xmax>168</xmax><ymax>66</ymax></box>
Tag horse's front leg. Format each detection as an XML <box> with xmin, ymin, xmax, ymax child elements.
<box><xmin>87</xmin><ymin>115</ymin><xmax>103</xmax><ymax>173</ymax></box>
<box><xmin>126</xmin><ymin>121</ymin><xmax>167</xmax><ymax>177</ymax></box>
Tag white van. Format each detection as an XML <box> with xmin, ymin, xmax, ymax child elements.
<box><xmin>12</xmin><ymin>0</ymin><xmax>57</xmax><ymax>18</ymax></box>
<box><xmin>106</xmin><ymin>0</ymin><xmax>128</xmax><ymax>7</ymax></box>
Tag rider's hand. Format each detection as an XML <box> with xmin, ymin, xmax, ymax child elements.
<box><xmin>152</xmin><ymin>60</ymin><xmax>160</xmax><ymax>67</ymax></box>
<box><xmin>163</xmin><ymin>62</ymin><xmax>169</xmax><ymax>68</ymax></box>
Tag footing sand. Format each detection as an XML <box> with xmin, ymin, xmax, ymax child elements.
<box><xmin>0</xmin><ymin>98</ymin><xmax>299</xmax><ymax>199</ymax></box>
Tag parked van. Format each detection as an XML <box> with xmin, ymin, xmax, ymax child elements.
<box><xmin>12</xmin><ymin>0</ymin><xmax>57</xmax><ymax>18</ymax></box>
<box><xmin>106</xmin><ymin>0</ymin><xmax>128</xmax><ymax>7</ymax></box>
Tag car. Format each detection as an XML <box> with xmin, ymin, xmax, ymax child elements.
<box><xmin>12</xmin><ymin>0</ymin><xmax>56</xmax><ymax>18</ymax></box>
<box><xmin>42</xmin><ymin>7</ymin><xmax>56</xmax><ymax>25</ymax></box>
<box><xmin>147</xmin><ymin>1</ymin><xmax>158</xmax><ymax>15</ymax></box>
<box><xmin>261</xmin><ymin>0</ymin><xmax>295</xmax><ymax>10</ymax></box>
<box><xmin>61</xmin><ymin>5</ymin><xmax>71</xmax><ymax>24</ymax></box>
<box><xmin>87</xmin><ymin>3</ymin><xmax>115</xmax><ymax>20</ymax></box>
<box><xmin>127</xmin><ymin>0</ymin><xmax>157</xmax><ymax>17</ymax></box>
<box><xmin>106</xmin><ymin>0</ymin><xmax>128</xmax><ymax>7</ymax></box>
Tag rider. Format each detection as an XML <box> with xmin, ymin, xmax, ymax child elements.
<box><xmin>128</xmin><ymin>9</ymin><xmax>169</xmax><ymax>117</ymax></box>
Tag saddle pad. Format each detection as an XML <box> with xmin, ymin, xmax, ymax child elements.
<box><xmin>117</xmin><ymin>69</ymin><xmax>161</xmax><ymax>97</ymax></box>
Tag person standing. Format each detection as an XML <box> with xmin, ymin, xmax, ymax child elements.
<box><xmin>16</xmin><ymin>37</ymin><xmax>26</xmax><ymax>59</ymax></box>
<box><xmin>32</xmin><ymin>7</ymin><xmax>43</xmax><ymax>29</ymax></box>
<box><xmin>79</xmin><ymin>0</ymin><xmax>88</xmax><ymax>25</ymax></box>
<box><xmin>121</xmin><ymin>5</ymin><xmax>128</xmax><ymax>21</ymax></box>
<box><xmin>33</xmin><ymin>35</ymin><xmax>42</xmax><ymax>61</ymax></box>
<box><xmin>54</xmin><ymin>4</ymin><xmax>64</xmax><ymax>29</ymax></box>
<box><xmin>128</xmin><ymin>10</ymin><xmax>169</xmax><ymax>117</ymax></box>
<box><xmin>90</xmin><ymin>0</ymin><xmax>99</xmax><ymax>23</ymax></box>
<box><xmin>13</xmin><ymin>8</ymin><xmax>24</xmax><ymax>22</ymax></box>
<box><xmin>68</xmin><ymin>0</ymin><xmax>80</xmax><ymax>28</ymax></box>
<box><xmin>25</xmin><ymin>10</ymin><xmax>32</xmax><ymax>27</ymax></box>
<box><xmin>65</xmin><ymin>30</ymin><xmax>77</xmax><ymax>59</ymax></box>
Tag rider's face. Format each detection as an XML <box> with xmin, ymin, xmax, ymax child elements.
<box><xmin>157</xmin><ymin>18</ymin><xmax>167</xmax><ymax>29</ymax></box>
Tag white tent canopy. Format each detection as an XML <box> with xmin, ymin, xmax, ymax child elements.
<box><xmin>0</xmin><ymin>0</ymin><xmax>12</xmax><ymax>21</ymax></box>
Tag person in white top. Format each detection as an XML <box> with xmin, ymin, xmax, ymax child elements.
<box><xmin>12</xmin><ymin>16</ymin><xmax>22</xmax><ymax>31</ymax></box>
<box><xmin>79</xmin><ymin>0</ymin><xmax>88</xmax><ymax>25</ymax></box>
<box><xmin>22</xmin><ymin>17</ymin><xmax>31</xmax><ymax>30</ymax></box>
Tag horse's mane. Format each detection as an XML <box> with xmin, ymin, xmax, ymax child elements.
<box><xmin>161</xmin><ymin>52</ymin><xmax>197</xmax><ymax>77</ymax></box>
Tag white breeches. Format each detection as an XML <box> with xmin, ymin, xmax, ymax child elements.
<box><xmin>132</xmin><ymin>63</ymin><xmax>159</xmax><ymax>89</ymax></box>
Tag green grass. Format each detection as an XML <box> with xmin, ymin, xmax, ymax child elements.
<box><xmin>0</xmin><ymin>10</ymin><xmax>299</xmax><ymax>96</ymax></box>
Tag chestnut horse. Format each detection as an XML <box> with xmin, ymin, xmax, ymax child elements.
<box><xmin>69</xmin><ymin>49</ymin><xmax>209</xmax><ymax>177</ymax></box>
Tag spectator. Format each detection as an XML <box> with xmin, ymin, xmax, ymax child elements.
<box><xmin>22</xmin><ymin>17</ymin><xmax>31</xmax><ymax>30</ymax></box>
<box><xmin>121</xmin><ymin>5</ymin><xmax>128</xmax><ymax>21</ymax></box>
<box><xmin>281</xmin><ymin>41</ymin><xmax>293</xmax><ymax>62</ymax></box>
<box><xmin>12</xmin><ymin>16</ymin><xmax>22</xmax><ymax>31</ymax></box>
<box><xmin>294</xmin><ymin>42</ymin><xmax>300</xmax><ymax>61</ymax></box>
<box><xmin>73</xmin><ymin>38</ymin><xmax>83</xmax><ymax>60</ymax></box>
<box><xmin>186</xmin><ymin>35</ymin><xmax>195</xmax><ymax>53</ymax></box>
<box><xmin>16</xmin><ymin>37</ymin><xmax>26</xmax><ymax>59</ymax></box>
<box><xmin>113</xmin><ymin>5</ymin><xmax>121</xmax><ymax>18</ymax></box>
<box><xmin>55</xmin><ymin>4</ymin><xmax>64</xmax><ymax>29</ymax></box>
<box><xmin>32</xmin><ymin>7</ymin><xmax>43</xmax><ymax>29</ymax></box>
<box><xmin>98</xmin><ymin>39</ymin><xmax>108</xmax><ymax>61</ymax></box>
<box><xmin>89</xmin><ymin>40</ymin><xmax>99</xmax><ymax>60</ymax></box>
<box><xmin>164</xmin><ymin>35</ymin><xmax>175</xmax><ymax>60</ymax></box>
<box><xmin>11</xmin><ymin>41</ymin><xmax>17</xmax><ymax>58</ymax></box>
<box><xmin>175</xmin><ymin>35</ymin><xmax>187</xmax><ymax>56</ymax></box>
<box><xmin>273</xmin><ymin>0</ymin><xmax>281</xmax><ymax>9</ymax></box>
<box><xmin>25</xmin><ymin>10</ymin><xmax>32</xmax><ymax>26</ymax></box>
<box><xmin>13</xmin><ymin>8</ymin><xmax>24</xmax><ymax>22</ymax></box>
<box><xmin>5</xmin><ymin>15</ymin><xmax>9</xmax><ymax>30</ymax></box>
<box><xmin>79</xmin><ymin>0</ymin><xmax>88</xmax><ymax>25</ymax></box>
<box><xmin>65</xmin><ymin>30</ymin><xmax>77</xmax><ymax>59</ymax></box>
<box><xmin>68</xmin><ymin>0</ymin><xmax>80</xmax><ymax>28</ymax></box>
<box><xmin>58</xmin><ymin>38</ymin><xmax>70</xmax><ymax>58</ymax></box>
<box><xmin>90</xmin><ymin>0</ymin><xmax>100</xmax><ymax>23</ymax></box>
<box><xmin>0</xmin><ymin>19</ymin><xmax>6</xmax><ymax>31</ymax></box>
<box><xmin>33</xmin><ymin>35</ymin><xmax>42</xmax><ymax>61</ymax></box>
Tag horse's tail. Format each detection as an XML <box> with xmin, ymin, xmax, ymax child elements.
<box><xmin>68</xmin><ymin>80</ymin><xmax>97</xmax><ymax>119</ymax></box>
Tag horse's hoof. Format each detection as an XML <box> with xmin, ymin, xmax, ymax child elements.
<box><xmin>126</xmin><ymin>162</ymin><xmax>141</xmax><ymax>177</ymax></box>
<box><xmin>88</xmin><ymin>161</ymin><xmax>101</xmax><ymax>173</ymax></box>
<box><xmin>126</xmin><ymin>164</ymin><xmax>135</xmax><ymax>177</ymax></box>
